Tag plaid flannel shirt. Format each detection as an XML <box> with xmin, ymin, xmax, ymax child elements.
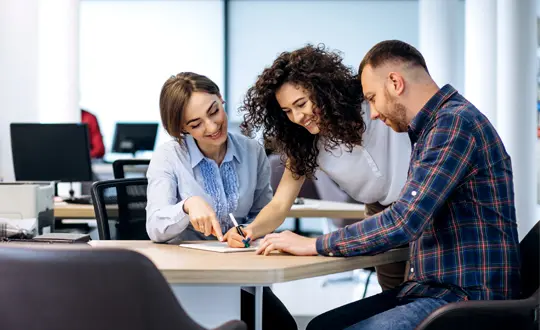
<box><xmin>316</xmin><ymin>84</ymin><xmax>521</xmax><ymax>302</ymax></box>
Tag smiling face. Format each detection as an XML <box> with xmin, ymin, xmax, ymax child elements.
<box><xmin>361</xmin><ymin>64</ymin><xmax>409</xmax><ymax>133</ymax></box>
<box><xmin>182</xmin><ymin>91</ymin><xmax>228</xmax><ymax>148</ymax></box>
<box><xmin>275</xmin><ymin>82</ymin><xmax>320</xmax><ymax>134</ymax></box>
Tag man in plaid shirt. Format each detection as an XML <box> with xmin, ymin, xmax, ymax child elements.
<box><xmin>256</xmin><ymin>40</ymin><xmax>521</xmax><ymax>330</ymax></box>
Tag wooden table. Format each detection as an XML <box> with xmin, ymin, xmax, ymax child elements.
<box><xmin>89</xmin><ymin>240</ymin><xmax>399</xmax><ymax>284</ymax></box>
<box><xmin>54</xmin><ymin>202</ymin><xmax>100</xmax><ymax>219</ymax></box>
<box><xmin>89</xmin><ymin>240</ymin><xmax>407</xmax><ymax>329</ymax></box>
<box><xmin>53</xmin><ymin>198</ymin><xmax>365</xmax><ymax>220</ymax></box>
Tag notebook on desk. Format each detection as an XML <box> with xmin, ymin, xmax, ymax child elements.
<box><xmin>32</xmin><ymin>233</ymin><xmax>91</xmax><ymax>243</ymax></box>
<box><xmin>1</xmin><ymin>233</ymin><xmax>90</xmax><ymax>244</ymax></box>
<box><xmin>179</xmin><ymin>241</ymin><xmax>260</xmax><ymax>253</ymax></box>
<box><xmin>63</xmin><ymin>195</ymin><xmax>117</xmax><ymax>205</ymax></box>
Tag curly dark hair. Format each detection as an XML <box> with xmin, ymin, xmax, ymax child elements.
<box><xmin>240</xmin><ymin>44</ymin><xmax>366</xmax><ymax>178</ymax></box>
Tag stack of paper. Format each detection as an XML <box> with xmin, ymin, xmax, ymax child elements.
<box><xmin>179</xmin><ymin>241</ymin><xmax>260</xmax><ymax>253</ymax></box>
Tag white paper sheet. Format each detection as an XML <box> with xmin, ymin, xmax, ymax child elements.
<box><xmin>179</xmin><ymin>241</ymin><xmax>260</xmax><ymax>253</ymax></box>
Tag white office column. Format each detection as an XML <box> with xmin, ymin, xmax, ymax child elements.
<box><xmin>497</xmin><ymin>0</ymin><xmax>538</xmax><ymax>240</ymax></box>
<box><xmin>465</xmin><ymin>0</ymin><xmax>497</xmax><ymax>126</ymax></box>
<box><xmin>0</xmin><ymin>0</ymin><xmax>40</xmax><ymax>181</ymax></box>
<box><xmin>418</xmin><ymin>0</ymin><xmax>458</xmax><ymax>87</ymax></box>
<box><xmin>38</xmin><ymin>0</ymin><xmax>80</xmax><ymax>123</ymax></box>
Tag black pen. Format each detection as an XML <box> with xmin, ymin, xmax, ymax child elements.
<box><xmin>229</xmin><ymin>213</ymin><xmax>250</xmax><ymax>248</ymax></box>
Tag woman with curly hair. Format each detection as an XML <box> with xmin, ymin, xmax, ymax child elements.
<box><xmin>224</xmin><ymin>44</ymin><xmax>412</xmax><ymax>292</ymax></box>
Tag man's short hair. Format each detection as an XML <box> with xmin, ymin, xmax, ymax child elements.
<box><xmin>359</xmin><ymin>40</ymin><xmax>429</xmax><ymax>76</ymax></box>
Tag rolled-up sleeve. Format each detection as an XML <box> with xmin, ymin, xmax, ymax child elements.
<box><xmin>146</xmin><ymin>146</ymin><xmax>191</xmax><ymax>242</ymax></box>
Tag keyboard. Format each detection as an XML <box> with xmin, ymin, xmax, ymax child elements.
<box><xmin>64</xmin><ymin>196</ymin><xmax>92</xmax><ymax>204</ymax></box>
<box><xmin>63</xmin><ymin>195</ymin><xmax>118</xmax><ymax>205</ymax></box>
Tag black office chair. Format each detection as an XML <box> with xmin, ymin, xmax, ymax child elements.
<box><xmin>0</xmin><ymin>245</ymin><xmax>246</xmax><ymax>330</ymax></box>
<box><xmin>416</xmin><ymin>220</ymin><xmax>540</xmax><ymax>330</ymax></box>
<box><xmin>112</xmin><ymin>159</ymin><xmax>150</xmax><ymax>179</ymax></box>
<box><xmin>91</xmin><ymin>178</ymin><xmax>149</xmax><ymax>240</ymax></box>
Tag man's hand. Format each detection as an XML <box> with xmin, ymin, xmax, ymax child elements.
<box><xmin>223</xmin><ymin>226</ymin><xmax>253</xmax><ymax>248</ymax></box>
<box><xmin>256</xmin><ymin>230</ymin><xmax>318</xmax><ymax>256</ymax></box>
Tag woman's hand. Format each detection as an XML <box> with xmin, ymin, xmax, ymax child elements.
<box><xmin>183</xmin><ymin>196</ymin><xmax>223</xmax><ymax>241</ymax></box>
<box><xmin>223</xmin><ymin>226</ymin><xmax>253</xmax><ymax>248</ymax></box>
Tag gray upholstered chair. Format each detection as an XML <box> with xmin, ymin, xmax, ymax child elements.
<box><xmin>416</xmin><ymin>220</ymin><xmax>539</xmax><ymax>330</ymax></box>
<box><xmin>0</xmin><ymin>245</ymin><xmax>246</xmax><ymax>330</ymax></box>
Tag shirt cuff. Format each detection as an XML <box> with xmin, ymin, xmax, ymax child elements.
<box><xmin>315</xmin><ymin>233</ymin><xmax>343</xmax><ymax>257</ymax></box>
<box><xmin>157</xmin><ymin>199</ymin><xmax>189</xmax><ymax>229</ymax></box>
<box><xmin>171</xmin><ymin>200</ymin><xmax>188</xmax><ymax>221</ymax></box>
<box><xmin>147</xmin><ymin>200</ymin><xmax>190</xmax><ymax>243</ymax></box>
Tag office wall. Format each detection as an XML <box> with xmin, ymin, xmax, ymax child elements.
<box><xmin>38</xmin><ymin>0</ymin><xmax>80</xmax><ymax>124</ymax></box>
<box><xmin>537</xmin><ymin>0</ymin><xmax>540</xmax><ymax>205</ymax></box>
<box><xmin>79</xmin><ymin>0</ymin><xmax>224</xmax><ymax>151</ymax></box>
<box><xmin>80</xmin><ymin>0</ymin><xmax>466</xmax><ymax>138</ymax></box>
<box><xmin>0</xmin><ymin>0</ymin><xmax>40</xmax><ymax>181</ymax></box>
<box><xmin>227</xmin><ymin>0</ymin><xmax>465</xmax><ymax>124</ymax></box>
<box><xmin>0</xmin><ymin>0</ymin><xmax>85</xmax><ymax>181</ymax></box>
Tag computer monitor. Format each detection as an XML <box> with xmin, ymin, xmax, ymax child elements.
<box><xmin>111</xmin><ymin>122</ymin><xmax>159</xmax><ymax>156</ymax></box>
<box><xmin>10</xmin><ymin>123</ymin><xmax>93</xmax><ymax>187</ymax></box>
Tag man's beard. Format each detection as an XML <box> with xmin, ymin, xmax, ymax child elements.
<box><xmin>390</xmin><ymin>102</ymin><xmax>408</xmax><ymax>132</ymax></box>
<box><xmin>384</xmin><ymin>89</ymin><xmax>408</xmax><ymax>132</ymax></box>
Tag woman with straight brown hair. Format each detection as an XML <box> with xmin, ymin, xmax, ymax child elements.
<box><xmin>146</xmin><ymin>72</ymin><xmax>297</xmax><ymax>330</ymax></box>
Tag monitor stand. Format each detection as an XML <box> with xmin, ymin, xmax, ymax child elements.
<box><xmin>64</xmin><ymin>182</ymin><xmax>76</xmax><ymax>201</ymax></box>
<box><xmin>62</xmin><ymin>182</ymin><xmax>91</xmax><ymax>204</ymax></box>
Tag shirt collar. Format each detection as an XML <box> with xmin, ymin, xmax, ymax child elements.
<box><xmin>408</xmin><ymin>84</ymin><xmax>457</xmax><ymax>143</ymax></box>
<box><xmin>185</xmin><ymin>133</ymin><xmax>241</xmax><ymax>168</ymax></box>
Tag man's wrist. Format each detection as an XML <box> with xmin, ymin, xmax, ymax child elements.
<box><xmin>309</xmin><ymin>238</ymin><xmax>318</xmax><ymax>255</ymax></box>
<box><xmin>315</xmin><ymin>235</ymin><xmax>341</xmax><ymax>256</ymax></box>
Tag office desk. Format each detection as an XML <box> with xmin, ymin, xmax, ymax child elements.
<box><xmin>91</xmin><ymin>162</ymin><xmax>148</xmax><ymax>176</ymax></box>
<box><xmin>89</xmin><ymin>240</ymin><xmax>408</xmax><ymax>329</ymax></box>
<box><xmin>54</xmin><ymin>198</ymin><xmax>366</xmax><ymax>220</ymax></box>
<box><xmin>54</xmin><ymin>202</ymin><xmax>101</xmax><ymax>219</ymax></box>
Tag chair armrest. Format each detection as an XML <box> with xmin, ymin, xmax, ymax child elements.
<box><xmin>211</xmin><ymin>320</ymin><xmax>247</xmax><ymax>330</ymax></box>
<box><xmin>416</xmin><ymin>297</ymin><xmax>538</xmax><ymax>330</ymax></box>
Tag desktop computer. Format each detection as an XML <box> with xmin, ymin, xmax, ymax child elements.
<box><xmin>10</xmin><ymin>123</ymin><xmax>93</xmax><ymax>203</ymax></box>
<box><xmin>111</xmin><ymin>122</ymin><xmax>159</xmax><ymax>157</ymax></box>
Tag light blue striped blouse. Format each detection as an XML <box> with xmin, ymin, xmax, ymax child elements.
<box><xmin>145</xmin><ymin>133</ymin><xmax>272</xmax><ymax>243</ymax></box>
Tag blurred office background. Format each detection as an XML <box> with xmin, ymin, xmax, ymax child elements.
<box><xmin>1</xmin><ymin>0</ymin><xmax>538</xmax><ymax>224</ymax></box>
<box><xmin>0</xmin><ymin>0</ymin><xmax>539</xmax><ymax>326</ymax></box>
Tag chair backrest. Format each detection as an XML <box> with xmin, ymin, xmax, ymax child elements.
<box><xmin>0</xmin><ymin>245</ymin><xmax>208</xmax><ymax>330</ymax></box>
<box><xmin>519</xmin><ymin>220</ymin><xmax>539</xmax><ymax>298</ymax></box>
<box><xmin>112</xmin><ymin>159</ymin><xmax>150</xmax><ymax>179</ymax></box>
<box><xmin>415</xmin><ymin>221</ymin><xmax>540</xmax><ymax>330</ymax></box>
<box><xmin>91</xmin><ymin>178</ymin><xmax>149</xmax><ymax>240</ymax></box>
